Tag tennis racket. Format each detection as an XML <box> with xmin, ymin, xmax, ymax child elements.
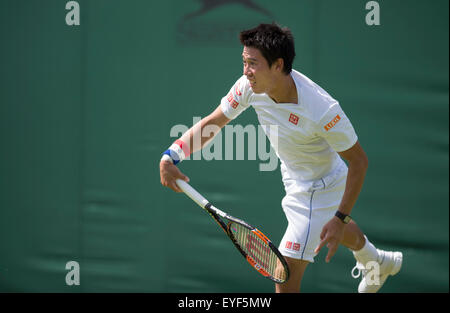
<box><xmin>176</xmin><ymin>179</ymin><xmax>289</xmax><ymax>284</ymax></box>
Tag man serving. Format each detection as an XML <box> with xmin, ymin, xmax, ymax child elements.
<box><xmin>160</xmin><ymin>23</ymin><xmax>402</xmax><ymax>293</ymax></box>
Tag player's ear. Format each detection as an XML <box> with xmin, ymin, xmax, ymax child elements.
<box><xmin>273</xmin><ymin>58</ymin><xmax>284</xmax><ymax>73</ymax></box>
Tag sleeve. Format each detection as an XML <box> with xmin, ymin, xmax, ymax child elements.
<box><xmin>318</xmin><ymin>102</ymin><xmax>358</xmax><ymax>152</ymax></box>
<box><xmin>220</xmin><ymin>76</ymin><xmax>251</xmax><ymax>120</ymax></box>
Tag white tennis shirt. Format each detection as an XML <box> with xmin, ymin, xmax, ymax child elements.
<box><xmin>220</xmin><ymin>69</ymin><xmax>358</xmax><ymax>182</ymax></box>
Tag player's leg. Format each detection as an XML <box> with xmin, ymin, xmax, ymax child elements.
<box><xmin>277</xmin><ymin>171</ymin><xmax>317</xmax><ymax>293</ymax></box>
<box><xmin>275</xmin><ymin>257</ymin><xmax>309</xmax><ymax>293</ymax></box>
<box><xmin>277</xmin><ymin>204</ymin><xmax>314</xmax><ymax>293</ymax></box>
<box><xmin>340</xmin><ymin>220</ymin><xmax>365</xmax><ymax>251</ymax></box>
<box><xmin>277</xmin><ymin>220</ymin><xmax>313</xmax><ymax>293</ymax></box>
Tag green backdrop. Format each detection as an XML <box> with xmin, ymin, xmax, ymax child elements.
<box><xmin>0</xmin><ymin>0</ymin><xmax>448</xmax><ymax>292</ymax></box>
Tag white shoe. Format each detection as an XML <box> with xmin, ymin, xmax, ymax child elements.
<box><xmin>351</xmin><ymin>249</ymin><xmax>403</xmax><ymax>293</ymax></box>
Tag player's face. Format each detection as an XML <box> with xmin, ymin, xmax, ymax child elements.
<box><xmin>242</xmin><ymin>46</ymin><xmax>278</xmax><ymax>94</ymax></box>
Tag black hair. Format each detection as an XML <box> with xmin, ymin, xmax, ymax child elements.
<box><xmin>239</xmin><ymin>23</ymin><xmax>295</xmax><ymax>75</ymax></box>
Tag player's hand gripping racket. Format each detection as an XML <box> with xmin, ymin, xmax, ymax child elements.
<box><xmin>176</xmin><ymin>179</ymin><xmax>289</xmax><ymax>284</ymax></box>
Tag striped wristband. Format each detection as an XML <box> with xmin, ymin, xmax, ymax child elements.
<box><xmin>161</xmin><ymin>139</ymin><xmax>191</xmax><ymax>165</ymax></box>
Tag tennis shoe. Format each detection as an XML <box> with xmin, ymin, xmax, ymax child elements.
<box><xmin>351</xmin><ymin>249</ymin><xmax>403</xmax><ymax>293</ymax></box>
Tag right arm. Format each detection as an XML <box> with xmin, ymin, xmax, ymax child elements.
<box><xmin>159</xmin><ymin>105</ymin><xmax>231</xmax><ymax>192</ymax></box>
<box><xmin>179</xmin><ymin>105</ymin><xmax>231</xmax><ymax>156</ymax></box>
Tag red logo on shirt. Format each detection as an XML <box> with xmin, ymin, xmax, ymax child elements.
<box><xmin>235</xmin><ymin>82</ymin><xmax>242</xmax><ymax>96</ymax></box>
<box><xmin>289</xmin><ymin>113</ymin><xmax>299</xmax><ymax>125</ymax></box>
<box><xmin>324</xmin><ymin>114</ymin><xmax>341</xmax><ymax>131</ymax></box>
<box><xmin>285</xmin><ymin>241</ymin><xmax>301</xmax><ymax>251</ymax></box>
<box><xmin>227</xmin><ymin>93</ymin><xmax>239</xmax><ymax>109</ymax></box>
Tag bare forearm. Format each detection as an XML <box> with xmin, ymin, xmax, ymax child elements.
<box><xmin>338</xmin><ymin>159</ymin><xmax>368</xmax><ymax>215</ymax></box>
<box><xmin>179</xmin><ymin>106</ymin><xmax>230</xmax><ymax>155</ymax></box>
<box><xmin>160</xmin><ymin>106</ymin><xmax>229</xmax><ymax>192</ymax></box>
<box><xmin>179</xmin><ymin>117</ymin><xmax>221</xmax><ymax>155</ymax></box>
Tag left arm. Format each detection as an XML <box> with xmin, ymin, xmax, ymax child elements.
<box><xmin>336</xmin><ymin>141</ymin><xmax>368</xmax><ymax>215</ymax></box>
<box><xmin>314</xmin><ymin>141</ymin><xmax>368</xmax><ymax>262</ymax></box>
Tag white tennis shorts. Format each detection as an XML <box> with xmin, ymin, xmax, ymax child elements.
<box><xmin>278</xmin><ymin>162</ymin><xmax>348</xmax><ymax>262</ymax></box>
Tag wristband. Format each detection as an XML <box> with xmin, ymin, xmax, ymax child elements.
<box><xmin>161</xmin><ymin>139</ymin><xmax>191</xmax><ymax>165</ymax></box>
<box><xmin>161</xmin><ymin>152</ymin><xmax>174</xmax><ymax>163</ymax></box>
<box><xmin>169</xmin><ymin>139</ymin><xmax>191</xmax><ymax>161</ymax></box>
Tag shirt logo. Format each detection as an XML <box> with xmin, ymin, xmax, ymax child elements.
<box><xmin>234</xmin><ymin>82</ymin><xmax>242</xmax><ymax>96</ymax></box>
<box><xmin>289</xmin><ymin>113</ymin><xmax>299</xmax><ymax>125</ymax></box>
<box><xmin>324</xmin><ymin>114</ymin><xmax>341</xmax><ymax>131</ymax></box>
<box><xmin>227</xmin><ymin>92</ymin><xmax>233</xmax><ymax>102</ymax></box>
<box><xmin>285</xmin><ymin>241</ymin><xmax>301</xmax><ymax>251</ymax></box>
<box><xmin>227</xmin><ymin>92</ymin><xmax>239</xmax><ymax>109</ymax></box>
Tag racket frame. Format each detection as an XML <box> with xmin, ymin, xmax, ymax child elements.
<box><xmin>176</xmin><ymin>179</ymin><xmax>290</xmax><ymax>284</ymax></box>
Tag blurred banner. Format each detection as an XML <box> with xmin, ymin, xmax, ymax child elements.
<box><xmin>0</xmin><ymin>0</ymin><xmax>448</xmax><ymax>292</ymax></box>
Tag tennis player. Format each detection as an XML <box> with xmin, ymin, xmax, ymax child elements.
<box><xmin>160</xmin><ymin>23</ymin><xmax>403</xmax><ymax>293</ymax></box>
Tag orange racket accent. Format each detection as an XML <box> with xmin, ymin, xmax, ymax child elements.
<box><xmin>251</xmin><ymin>229</ymin><xmax>270</xmax><ymax>244</ymax></box>
<box><xmin>246</xmin><ymin>256</ymin><xmax>270</xmax><ymax>277</ymax></box>
<box><xmin>176</xmin><ymin>178</ymin><xmax>290</xmax><ymax>284</ymax></box>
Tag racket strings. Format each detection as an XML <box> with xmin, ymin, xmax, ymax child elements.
<box><xmin>230</xmin><ymin>222</ymin><xmax>287</xmax><ymax>282</ymax></box>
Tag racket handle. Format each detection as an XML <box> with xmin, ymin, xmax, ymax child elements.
<box><xmin>176</xmin><ymin>179</ymin><xmax>209</xmax><ymax>208</ymax></box>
